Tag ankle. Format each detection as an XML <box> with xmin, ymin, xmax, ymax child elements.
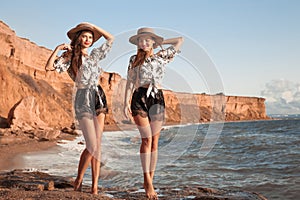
<box><xmin>91</xmin><ymin>188</ymin><xmax>98</xmax><ymax>195</ymax></box>
<box><xmin>74</xmin><ymin>178</ymin><xmax>83</xmax><ymax>191</ymax></box>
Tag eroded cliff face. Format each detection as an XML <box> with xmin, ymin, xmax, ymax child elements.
<box><xmin>0</xmin><ymin>21</ymin><xmax>270</xmax><ymax>129</ymax></box>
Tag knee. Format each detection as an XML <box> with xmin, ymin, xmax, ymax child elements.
<box><xmin>151</xmin><ymin>143</ymin><xmax>158</xmax><ymax>152</ymax></box>
<box><xmin>141</xmin><ymin>137</ymin><xmax>152</xmax><ymax>148</ymax></box>
<box><xmin>81</xmin><ymin>149</ymin><xmax>92</xmax><ymax>159</ymax></box>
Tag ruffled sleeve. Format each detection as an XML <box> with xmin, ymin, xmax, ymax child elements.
<box><xmin>53</xmin><ymin>51</ymin><xmax>71</xmax><ymax>73</ymax></box>
<box><xmin>127</xmin><ymin>55</ymin><xmax>138</xmax><ymax>84</ymax></box>
<box><xmin>89</xmin><ymin>40</ymin><xmax>112</xmax><ymax>65</ymax></box>
<box><xmin>157</xmin><ymin>46</ymin><xmax>180</xmax><ymax>64</ymax></box>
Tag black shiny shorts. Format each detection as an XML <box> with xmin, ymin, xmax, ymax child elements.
<box><xmin>131</xmin><ymin>87</ymin><xmax>165</xmax><ymax>121</ymax></box>
<box><xmin>74</xmin><ymin>85</ymin><xmax>108</xmax><ymax>119</ymax></box>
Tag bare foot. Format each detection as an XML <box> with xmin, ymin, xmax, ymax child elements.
<box><xmin>144</xmin><ymin>183</ymin><xmax>158</xmax><ymax>199</ymax></box>
<box><xmin>73</xmin><ymin>178</ymin><xmax>82</xmax><ymax>192</ymax></box>
<box><xmin>91</xmin><ymin>187</ymin><xmax>98</xmax><ymax>195</ymax></box>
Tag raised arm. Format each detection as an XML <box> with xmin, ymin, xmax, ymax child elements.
<box><xmin>93</xmin><ymin>24</ymin><xmax>114</xmax><ymax>45</ymax></box>
<box><xmin>45</xmin><ymin>43</ymin><xmax>71</xmax><ymax>71</ymax></box>
<box><xmin>162</xmin><ymin>37</ymin><xmax>184</xmax><ymax>51</ymax></box>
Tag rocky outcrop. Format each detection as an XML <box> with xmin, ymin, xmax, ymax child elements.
<box><xmin>0</xmin><ymin>170</ymin><xmax>268</xmax><ymax>200</ymax></box>
<box><xmin>0</xmin><ymin>21</ymin><xmax>73</xmax><ymax>128</ymax></box>
<box><xmin>225</xmin><ymin>96</ymin><xmax>268</xmax><ymax>120</ymax></box>
<box><xmin>0</xmin><ymin>20</ymin><xmax>270</xmax><ymax>129</ymax></box>
<box><xmin>7</xmin><ymin>96</ymin><xmax>48</xmax><ymax>130</ymax></box>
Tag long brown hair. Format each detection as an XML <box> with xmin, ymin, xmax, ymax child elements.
<box><xmin>132</xmin><ymin>48</ymin><xmax>153</xmax><ymax>68</ymax></box>
<box><xmin>70</xmin><ymin>30</ymin><xmax>94</xmax><ymax>78</ymax></box>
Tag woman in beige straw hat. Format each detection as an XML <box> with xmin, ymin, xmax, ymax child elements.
<box><xmin>45</xmin><ymin>22</ymin><xmax>114</xmax><ymax>194</ymax></box>
<box><xmin>124</xmin><ymin>27</ymin><xmax>183</xmax><ymax>199</ymax></box>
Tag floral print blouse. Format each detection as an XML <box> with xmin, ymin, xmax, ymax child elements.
<box><xmin>127</xmin><ymin>46</ymin><xmax>179</xmax><ymax>97</ymax></box>
<box><xmin>54</xmin><ymin>41</ymin><xmax>112</xmax><ymax>89</ymax></box>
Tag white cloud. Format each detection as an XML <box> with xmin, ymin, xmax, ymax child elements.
<box><xmin>261</xmin><ymin>79</ymin><xmax>300</xmax><ymax>114</ymax></box>
<box><xmin>282</xmin><ymin>91</ymin><xmax>293</xmax><ymax>103</ymax></box>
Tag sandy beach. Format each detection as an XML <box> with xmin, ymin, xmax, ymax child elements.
<box><xmin>0</xmin><ymin>124</ymin><xmax>135</xmax><ymax>171</ymax></box>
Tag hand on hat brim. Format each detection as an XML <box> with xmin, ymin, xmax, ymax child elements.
<box><xmin>153</xmin><ymin>42</ymin><xmax>160</xmax><ymax>49</ymax></box>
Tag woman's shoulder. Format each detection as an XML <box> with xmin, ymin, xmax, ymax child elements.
<box><xmin>129</xmin><ymin>54</ymin><xmax>136</xmax><ymax>61</ymax></box>
<box><xmin>127</xmin><ymin>55</ymin><xmax>137</xmax><ymax>71</ymax></box>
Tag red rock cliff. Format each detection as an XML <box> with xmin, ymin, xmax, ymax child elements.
<box><xmin>0</xmin><ymin>21</ymin><xmax>269</xmax><ymax>129</ymax></box>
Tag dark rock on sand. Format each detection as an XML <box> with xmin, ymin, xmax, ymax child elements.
<box><xmin>0</xmin><ymin>169</ymin><xmax>268</xmax><ymax>200</ymax></box>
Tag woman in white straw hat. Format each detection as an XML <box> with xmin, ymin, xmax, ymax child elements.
<box><xmin>45</xmin><ymin>22</ymin><xmax>114</xmax><ymax>194</ymax></box>
<box><xmin>124</xmin><ymin>27</ymin><xmax>183</xmax><ymax>199</ymax></box>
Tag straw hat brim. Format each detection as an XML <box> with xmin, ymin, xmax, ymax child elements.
<box><xmin>129</xmin><ymin>32</ymin><xmax>163</xmax><ymax>46</ymax></box>
<box><xmin>67</xmin><ymin>23</ymin><xmax>102</xmax><ymax>43</ymax></box>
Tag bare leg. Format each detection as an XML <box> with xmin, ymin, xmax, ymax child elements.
<box><xmin>75</xmin><ymin>116</ymin><xmax>102</xmax><ymax>194</ymax></box>
<box><xmin>74</xmin><ymin>148</ymin><xmax>92</xmax><ymax>191</ymax></box>
<box><xmin>91</xmin><ymin>113</ymin><xmax>105</xmax><ymax>194</ymax></box>
<box><xmin>149</xmin><ymin>119</ymin><xmax>162</xmax><ymax>180</ymax></box>
<box><xmin>134</xmin><ymin>115</ymin><xmax>158</xmax><ymax>199</ymax></box>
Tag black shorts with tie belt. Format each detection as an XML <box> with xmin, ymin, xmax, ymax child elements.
<box><xmin>130</xmin><ymin>87</ymin><xmax>165</xmax><ymax>121</ymax></box>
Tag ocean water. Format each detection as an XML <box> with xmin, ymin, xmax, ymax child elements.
<box><xmin>21</xmin><ymin>117</ymin><xmax>300</xmax><ymax>200</ymax></box>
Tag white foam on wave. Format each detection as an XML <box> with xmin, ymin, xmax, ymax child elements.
<box><xmin>21</xmin><ymin>133</ymin><xmax>90</xmax><ymax>177</ymax></box>
<box><xmin>21</xmin><ymin>124</ymin><xmax>187</xmax><ymax>182</ymax></box>
<box><xmin>20</xmin><ymin>125</ymin><xmax>157</xmax><ymax>184</ymax></box>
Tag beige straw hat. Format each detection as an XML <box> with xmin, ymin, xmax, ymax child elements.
<box><xmin>67</xmin><ymin>22</ymin><xmax>102</xmax><ymax>42</ymax></box>
<box><xmin>129</xmin><ymin>27</ymin><xmax>163</xmax><ymax>47</ymax></box>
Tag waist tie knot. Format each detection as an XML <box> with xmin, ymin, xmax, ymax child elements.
<box><xmin>146</xmin><ymin>84</ymin><xmax>158</xmax><ymax>98</ymax></box>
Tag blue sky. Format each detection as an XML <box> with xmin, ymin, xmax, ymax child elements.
<box><xmin>1</xmin><ymin>0</ymin><xmax>299</xmax><ymax>114</ymax></box>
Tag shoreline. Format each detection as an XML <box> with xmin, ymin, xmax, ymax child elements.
<box><xmin>0</xmin><ymin>124</ymin><xmax>133</xmax><ymax>172</ymax></box>
<box><xmin>0</xmin><ymin>119</ymin><xmax>280</xmax><ymax>172</ymax></box>
<box><xmin>0</xmin><ymin>122</ymin><xmax>272</xmax><ymax>199</ymax></box>
<box><xmin>0</xmin><ymin>140</ymin><xmax>58</xmax><ymax>171</ymax></box>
